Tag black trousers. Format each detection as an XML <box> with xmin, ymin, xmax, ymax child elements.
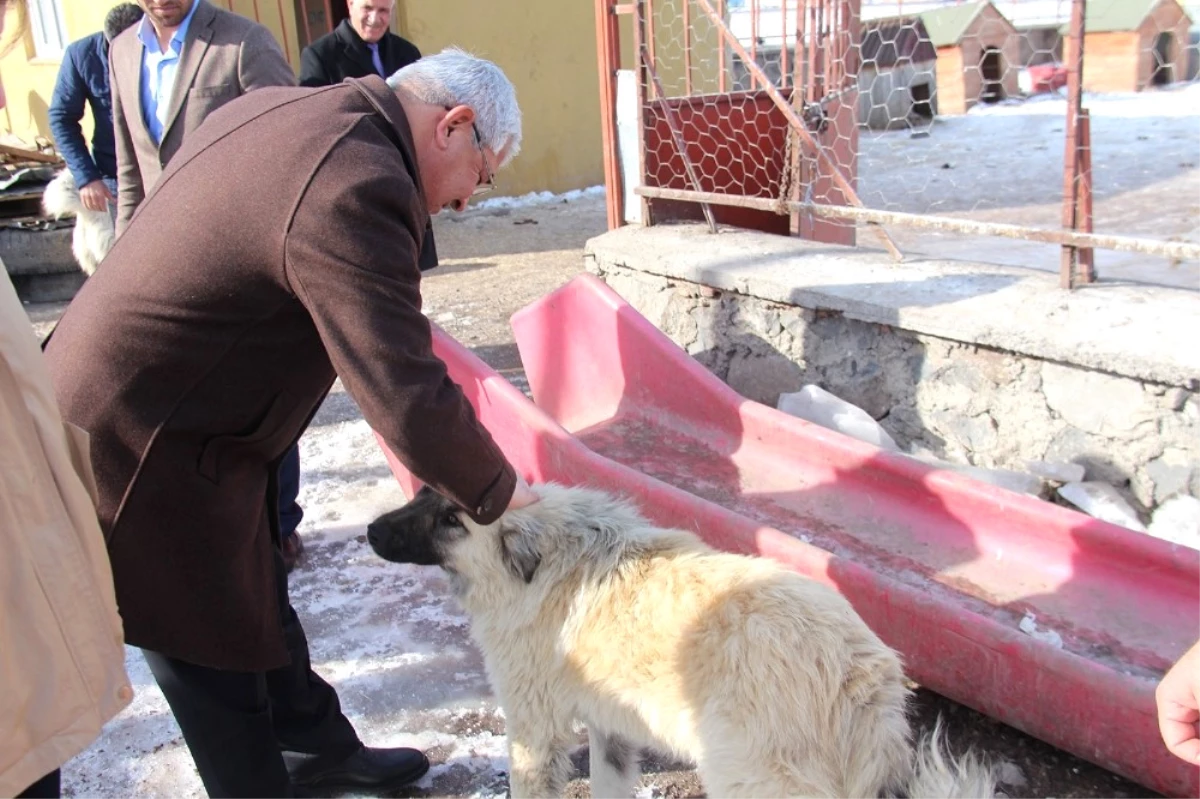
<box><xmin>278</xmin><ymin>443</ymin><xmax>304</xmax><ymax>538</ymax></box>
<box><xmin>142</xmin><ymin>549</ymin><xmax>360</xmax><ymax>798</ymax></box>
<box><xmin>17</xmin><ymin>769</ymin><xmax>60</xmax><ymax>798</ymax></box>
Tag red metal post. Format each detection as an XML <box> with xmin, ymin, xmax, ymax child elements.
<box><xmin>595</xmin><ymin>0</ymin><xmax>625</xmax><ymax>229</ymax></box>
<box><xmin>1060</xmin><ymin>0</ymin><xmax>1086</xmax><ymax>289</ymax></box>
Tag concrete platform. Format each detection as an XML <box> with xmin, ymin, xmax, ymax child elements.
<box><xmin>586</xmin><ymin>223</ymin><xmax>1200</xmax><ymax>388</ymax></box>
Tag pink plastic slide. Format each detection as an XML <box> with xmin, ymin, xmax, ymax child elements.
<box><xmin>376</xmin><ymin>274</ymin><xmax>1198</xmax><ymax>796</ymax></box>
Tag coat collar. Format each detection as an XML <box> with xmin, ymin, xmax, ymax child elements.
<box><xmin>347</xmin><ymin>76</ymin><xmax>428</xmax><ymax>212</ymax></box>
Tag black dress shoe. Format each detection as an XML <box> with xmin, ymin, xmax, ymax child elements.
<box><xmin>286</xmin><ymin>745</ymin><xmax>430</xmax><ymax>796</ymax></box>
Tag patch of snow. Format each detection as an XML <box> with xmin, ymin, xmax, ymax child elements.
<box><xmin>1018</xmin><ymin>612</ymin><xmax>1064</xmax><ymax>649</ymax></box>
<box><xmin>1057</xmin><ymin>482</ymin><xmax>1147</xmax><ymax>532</ymax></box>
<box><xmin>475</xmin><ymin>184</ymin><xmax>604</xmax><ymax>211</ymax></box>
<box><xmin>1148</xmin><ymin>495</ymin><xmax>1200</xmax><ymax>550</ymax></box>
<box><xmin>776</xmin><ymin>385</ymin><xmax>900</xmax><ymax>451</ymax></box>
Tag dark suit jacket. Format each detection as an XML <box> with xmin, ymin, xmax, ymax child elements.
<box><xmin>108</xmin><ymin>0</ymin><xmax>295</xmax><ymax>234</ymax></box>
<box><xmin>48</xmin><ymin>32</ymin><xmax>116</xmax><ymax>188</ymax></box>
<box><xmin>299</xmin><ymin>19</ymin><xmax>421</xmax><ymax>87</ymax></box>
<box><xmin>300</xmin><ymin>20</ymin><xmax>438</xmax><ymax>270</ymax></box>
<box><xmin>44</xmin><ymin>77</ymin><xmax>516</xmax><ymax>671</ymax></box>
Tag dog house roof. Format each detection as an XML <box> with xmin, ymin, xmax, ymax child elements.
<box><xmin>1058</xmin><ymin>0</ymin><xmax>1192</xmax><ymax>33</ymax></box>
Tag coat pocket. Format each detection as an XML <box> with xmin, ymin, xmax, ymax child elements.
<box><xmin>189</xmin><ymin>83</ymin><xmax>235</xmax><ymax>99</ymax></box>
<box><xmin>198</xmin><ymin>391</ymin><xmax>293</xmax><ymax>484</ymax></box>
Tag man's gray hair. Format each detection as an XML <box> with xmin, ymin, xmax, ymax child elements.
<box><xmin>387</xmin><ymin>48</ymin><xmax>522</xmax><ymax>166</ymax></box>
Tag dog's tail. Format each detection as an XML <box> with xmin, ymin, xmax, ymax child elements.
<box><xmin>897</xmin><ymin>720</ymin><xmax>997</xmax><ymax>799</ymax></box>
<box><xmin>42</xmin><ymin>170</ymin><xmax>83</xmax><ymax>218</ymax></box>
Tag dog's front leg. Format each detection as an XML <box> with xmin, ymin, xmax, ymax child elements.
<box><xmin>587</xmin><ymin>728</ymin><xmax>640</xmax><ymax>798</ymax></box>
<box><xmin>506</xmin><ymin>714</ymin><xmax>573</xmax><ymax>799</ymax></box>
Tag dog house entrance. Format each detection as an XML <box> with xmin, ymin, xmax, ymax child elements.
<box><xmin>911</xmin><ymin>82</ymin><xmax>934</xmax><ymax>118</ymax></box>
<box><xmin>1152</xmin><ymin>32</ymin><xmax>1174</xmax><ymax>85</ymax></box>
<box><xmin>980</xmin><ymin>47</ymin><xmax>1005</xmax><ymax>102</ymax></box>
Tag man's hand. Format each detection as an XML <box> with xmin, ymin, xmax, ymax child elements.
<box><xmin>506</xmin><ymin>474</ymin><xmax>539</xmax><ymax>512</ymax></box>
<box><xmin>79</xmin><ymin>180</ymin><xmax>114</xmax><ymax>213</ymax></box>
<box><xmin>1157</xmin><ymin>639</ymin><xmax>1200</xmax><ymax>763</ymax></box>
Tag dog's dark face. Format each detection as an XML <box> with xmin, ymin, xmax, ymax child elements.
<box><xmin>366</xmin><ymin>485</ymin><xmax>541</xmax><ymax>586</ymax></box>
<box><xmin>367</xmin><ymin>485</ymin><xmax>468</xmax><ymax>568</ymax></box>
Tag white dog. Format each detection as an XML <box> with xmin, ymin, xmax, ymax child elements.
<box><xmin>367</xmin><ymin>484</ymin><xmax>996</xmax><ymax>798</ymax></box>
<box><xmin>41</xmin><ymin>170</ymin><xmax>115</xmax><ymax>275</ymax></box>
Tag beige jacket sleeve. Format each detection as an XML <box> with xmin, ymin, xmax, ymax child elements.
<box><xmin>0</xmin><ymin>271</ymin><xmax>131</xmax><ymax>796</ymax></box>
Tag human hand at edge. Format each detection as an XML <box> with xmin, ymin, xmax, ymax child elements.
<box><xmin>1157</xmin><ymin>639</ymin><xmax>1200</xmax><ymax>764</ymax></box>
<box><xmin>79</xmin><ymin>179</ymin><xmax>115</xmax><ymax>213</ymax></box>
<box><xmin>506</xmin><ymin>473</ymin><xmax>539</xmax><ymax>512</ymax></box>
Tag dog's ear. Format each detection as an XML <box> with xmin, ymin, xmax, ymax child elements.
<box><xmin>499</xmin><ymin>525</ymin><xmax>541</xmax><ymax>584</ymax></box>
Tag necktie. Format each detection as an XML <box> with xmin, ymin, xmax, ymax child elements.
<box><xmin>367</xmin><ymin>42</ymin><xmax>385</xmax><ymax>77</ymax></box>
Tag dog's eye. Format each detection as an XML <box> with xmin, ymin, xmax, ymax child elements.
<box><xmin>442</xmin><ymin>510</ymin><xmax>463</xmax><ymax>528</ymax></box>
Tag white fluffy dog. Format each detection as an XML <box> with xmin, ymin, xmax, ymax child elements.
<box><xmin>367</xmin><ymin>484</ymin><xmax>996</xmax><ymax>798</ymax></box>
<box><xmin>41</xmin><ymin>170</ymin><xmax>114</xmax><ymax>275</ymax></box>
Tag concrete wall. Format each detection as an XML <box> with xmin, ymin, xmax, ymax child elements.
<box><xmin>585</xmin><ymin>225</ymin><xmax>1200</xmax><ymax>520</ymax></box>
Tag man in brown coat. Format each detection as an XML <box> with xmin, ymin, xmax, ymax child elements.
<box><xmin>109</xmin><ymin>0</ymin><xmax>295</xmax><ymax>234</ymax></box>
<box><xmin>44</xmin><ymin>48</ymin><xmax>532</xmax><ymax>797</ymax></box>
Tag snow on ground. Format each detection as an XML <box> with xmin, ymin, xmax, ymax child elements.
<box><xmin>856</xmin><ymin>83</ymin><xmax>1200</xmax><ymax>288</ymax></box>
<box><xmin>63</xmin><ymin>384</ymin><xmax>516</xmax><ymax>797</ymax></box>
<box><xmin>475</xmin><ymin>184</ymin><xmax>605</xmax><ymax>212</ymax></box>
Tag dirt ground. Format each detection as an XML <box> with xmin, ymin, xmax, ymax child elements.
<box><xmin>24</xmin><ymin>194</ymin><xmax>1162</xmax><ymax>798</ymax></box>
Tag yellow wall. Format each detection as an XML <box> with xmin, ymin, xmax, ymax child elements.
<box><xmin>0</xmin><ymin>0</ymin><xmax>112</xmax><ymax>143</ymax></box>
<box><xmin>0</xmin><ymin>0</ymin><xmax>298</xmax><ymax>147</ymax></box>
<box><xmin>396</xmin><ymin>0</ymin><xmax>608</xmax><ymax>195</ymax></box>
<box><xmin>1</xmin><ymin>0</ymin><xmax>610</xmax><ymax>196</ymax></box>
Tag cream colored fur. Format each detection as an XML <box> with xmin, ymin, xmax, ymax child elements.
<box><xmin>41</xmin><ymin>170</ymin><xmax>114</xmax><ymax>276</ymax></box>
<box><xmin>395</xmin><ymin>484</ymin><xmax>996</xmax><ymax>798</ymax></box>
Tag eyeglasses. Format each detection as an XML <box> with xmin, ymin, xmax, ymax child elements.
<box><xmin>471</xmin><ymin>123</ymin><xmax>496</xmax><ymax>197</ymax></box>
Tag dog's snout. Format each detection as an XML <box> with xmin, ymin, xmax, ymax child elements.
<box><xmin>366</xmin><ymin>521</ymin><xmax>387</xmax><ymax>553</ymax></box>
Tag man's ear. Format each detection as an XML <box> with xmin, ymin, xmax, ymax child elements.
<box><xmin>499</xmin><ymin>524</ymin><xmax>541</xmax><ymax>584</ymax></box>
<box><xmin>436</xmin><ymin>104</ymin><xmax>476</xmax><ymax>143</ymax></box>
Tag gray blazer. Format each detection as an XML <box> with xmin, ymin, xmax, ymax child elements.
<box><xmin>108</xmin><ymin>0</ymin><xmax>295</xmax><ymax>233</ymax></box>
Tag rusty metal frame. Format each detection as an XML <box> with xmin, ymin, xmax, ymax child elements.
<box><xmin>635</xmin><ymin>186</ymin><xmax>1200</xmax><ymax>261</ymax></box>
<box><xmin>1060</xmin><ymin>0</ymin><xmax>1089</xmax><ymax>288</ymax></box>
<box><xmin>691</xmin><ymin>0</ymin><xmax>902</xmax><ymax>260</ymax></box>
<box><xmin>596</xmin><ymin>0</ymin><xmax>625</xmax><ymax>229</ymax></box>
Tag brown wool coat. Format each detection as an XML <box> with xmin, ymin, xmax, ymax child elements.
<box><xmin>44</xmin><ymin>77</ymin><xmax>516</xmax><ymax>672</ymax></box>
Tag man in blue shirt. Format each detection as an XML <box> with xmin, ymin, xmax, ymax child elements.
<box><xmin>47</xmin><ymin>4</ymin><xmax>143</xmax><ymax>216</ymax></box>
<box><xmin>107</xmin><ymin>0</ymin><xmax>294</xmax><ymax>232</ymax></box>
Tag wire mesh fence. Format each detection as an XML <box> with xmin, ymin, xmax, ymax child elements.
<box><xmin>600</xmin><ymin>0</ymin><xmax>1200</xmax><ymax>288</ymax></box>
